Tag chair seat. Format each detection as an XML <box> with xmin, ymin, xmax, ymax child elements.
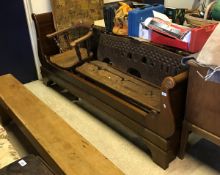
<box><xmin>50</xmin><ymin>48</ymin><xmax>88</xmax><ymax>69</ymax></box>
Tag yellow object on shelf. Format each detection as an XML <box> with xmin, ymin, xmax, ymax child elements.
<box><xmin>112</xmin><ymin>2</ymin><xmax>133</xmax><ymax>35</ymax></box>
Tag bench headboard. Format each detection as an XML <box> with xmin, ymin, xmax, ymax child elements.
<box><xmin>97</xmin><ymin>34</ymin><xmax>186</xmax><ymax>86</ymax></box>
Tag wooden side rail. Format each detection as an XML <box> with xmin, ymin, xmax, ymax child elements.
<box><xmin>0</xmin><ymin>74</ymin><xmax>123</xmax><ymax>175</ymax></box>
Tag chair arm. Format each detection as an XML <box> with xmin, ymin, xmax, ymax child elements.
<box><xmin>46</xmin><ymin>23</ymin><xmax>93</xmax><ymax>38</ymax></box>
<box><xmin>46</xmin><ymin>26</ymin><xmax>74</xmax><ymax>38</ymax></box>
<box><xmin>70</xmin><ymin>30</ymin><xmax>93</xmax><ymax>47</ymax></box>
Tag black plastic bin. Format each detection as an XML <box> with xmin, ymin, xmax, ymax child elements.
<box><xmin>0</xmin><ymin>155</ymin><xmax>56</xmax><ymax>175</ymax></box>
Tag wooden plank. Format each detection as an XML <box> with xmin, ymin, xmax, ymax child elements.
<box><xmin>0</xmin><ymin>74</ymin><xmax>123</xmax><ymax>175</ymax></box>
<box><xmin>76</xmin><ymin>61</ymin><xmax>161</xmax><ymax>112</ymax></box>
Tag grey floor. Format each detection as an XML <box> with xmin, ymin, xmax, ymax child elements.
<box><xmin>5</xmin><ymin>80</ymin><xmax>220</xmax><ymax>175</ymax></box>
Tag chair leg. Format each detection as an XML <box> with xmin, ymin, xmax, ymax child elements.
<box><xmin>179</xmin><ymin>120</ymin><xmax>190</xmax><ymax>159</ymax></box>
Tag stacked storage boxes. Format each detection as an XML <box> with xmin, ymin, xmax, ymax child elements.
<box><xmin>128</xmin><ymin>4</ymin><xmax>164</xmax><ymax>37</ymax></box>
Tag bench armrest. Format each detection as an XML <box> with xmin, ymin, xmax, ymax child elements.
<box><xmin>159</xmin><ymin>71</ymin><xmax>188</xmax><ymax>138</ymax></box>
<box><xmin>70</xmin><ymin>30</ymin><xmax>93</xmax><ymax>47</ymax></box>
<box><xmin>162</xmin><ymin>71</ymin><xmax>188</xmax><ymax>90</ymax></box>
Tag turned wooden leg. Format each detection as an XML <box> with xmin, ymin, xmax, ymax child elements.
<box><xmin>178</xmin><ymin>120</ymin><xmax>190</xmax><ymax>159</ymax></box>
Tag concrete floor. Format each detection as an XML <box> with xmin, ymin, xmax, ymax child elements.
<box><xmin>3</xmin><ymin>80</ymin><xmax>220</xmax><ymax>175</ymax></box>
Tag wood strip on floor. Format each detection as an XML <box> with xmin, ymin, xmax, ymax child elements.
<box><xmin>0</xmin><ymin>74</ymin><xmax>124</xmax><ymax>175</ymax></box>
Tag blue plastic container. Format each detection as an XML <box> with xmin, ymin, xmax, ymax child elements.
<box><xmin>128</xmin><ymin>4</ymin><xmax>165</xmax><ymax>37</ymax></box>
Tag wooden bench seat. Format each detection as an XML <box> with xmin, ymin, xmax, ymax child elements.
<box><xmin>0</xmin><ymin>74</ymin><xmax>123</xmax><ymax>175</ymax></box>
<box><xmin>76</xmin><ymin>60</ymin><xmax>161</xmax><ymax>112</ymax></box>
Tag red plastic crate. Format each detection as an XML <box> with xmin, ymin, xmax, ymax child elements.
<box><xmin>151</xmin><ymin>23</ymin><xmax>217</xmax><ymax>53</ymax></box>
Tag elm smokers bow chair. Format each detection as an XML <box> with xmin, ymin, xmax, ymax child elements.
<box><xmin>32</xmin><ymin>13</ymin><xmax>96</xmax><ymax>70</ymax></box>
<box><xmin>47</xmin><ymin>26</ymin><xmax>93</xmax><ymax>69</ymax></box>
<box><xmin>48</xmin><ymin>0</ymin><xmax>103</xmax><ymax>70</ymax></box>
<box><xmin>179</xmin><ymin>63</ymin><xmax>220</xmax><ymax>159</ymax></box>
